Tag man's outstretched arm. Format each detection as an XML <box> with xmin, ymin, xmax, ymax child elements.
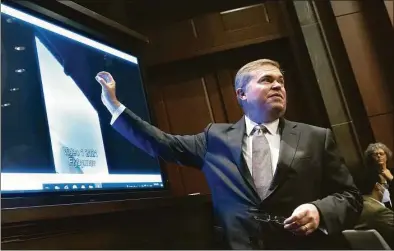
<box><xmin>95</xmin><ymin>71</ymin><xmax>208</xmax><ymax>168</ymax></box>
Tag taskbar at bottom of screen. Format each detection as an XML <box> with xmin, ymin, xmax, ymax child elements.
<box><xmin>42</xmin><ymin>182</ymin><xmax>164</xmax><ymax>191</ymax></box>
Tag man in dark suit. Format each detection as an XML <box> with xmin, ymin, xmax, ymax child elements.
<box><xmin>356</xmin><ymin>166</ymin><xmax>394</xmax><ymax>248</ymax></box>
<box><xmin>95</xmin><ymin>59</ymin><xmax>363</xmax><ymax>249</ymax></box>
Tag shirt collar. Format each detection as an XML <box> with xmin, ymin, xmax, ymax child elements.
<box><xmin>364</xmin><ymin>195</ymin><xmax>385</xmax><ymax>207</ymax></box>
<box><xmin>244</xmin><ymin>115</ymin><xmax>279</xmax><ymax>136</ymax></box>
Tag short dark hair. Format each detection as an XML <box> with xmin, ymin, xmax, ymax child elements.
<box><xmin>359</xmin><ymin>167</ymin><xmax>381</xmax><ymax>195</ymax></box>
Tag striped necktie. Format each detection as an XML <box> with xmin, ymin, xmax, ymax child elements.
<box><xmin>252</xmin><ymin>125</ymin><xmax>273</xmax><ymax>200</ymax></box>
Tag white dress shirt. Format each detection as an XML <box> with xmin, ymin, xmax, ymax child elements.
<box><xmin>242</xmin><ymin>116</ymin><xmax>281</xmax><ymax>176</ymax></box>
<box><xmin>110</xmin><ymin>103</ymin><xmax>126</xmax><ymax>125</ymax></box>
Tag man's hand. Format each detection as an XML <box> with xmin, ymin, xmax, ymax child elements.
<box><xmin>283</xmin><ymin>203</ymin><xmax>320</xmax><ymax>236</ymax></box>
<box><xmin>95</xmin><ymin>71</ymin><xmax>120</xmax><ymax>114</ymax></box>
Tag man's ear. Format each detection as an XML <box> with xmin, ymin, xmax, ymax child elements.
<box><xmin>236</xmin><ymin>88</ymin><xmax>246</xmax><ymax>101</ymax></box>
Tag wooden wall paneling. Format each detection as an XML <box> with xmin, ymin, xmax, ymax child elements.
<box><xmin>336</xmin><ymin>12</ymin><xmax>393</xmax><ymax>117</ymax></box>
<box><xmin>277</xmin><ymin>1</ymin><xmax>331</xmax><ymax>129</ymax></box>
<box><xmin>202</xmin><ymin>73</ymin><xmax>228</xmax><ymax>123</ymax></box>
<box><xmin>384</xmin><ymin>0</ymin><xmax>393</xmax><ymax>26</ymax></box>
<box><xmin>330</xmin><ymin>1</ymin><xmax>362</xmax><ymax>17</ymax></box>
<box><xmin>160</xmin><ymin>77</ymin><xmax>211</xmax><ymax>195</ymax></box>
<box><xmin>369</xmin><ymin>112</ymin><xmax>394</xmax><ymax>154</ymax></box>
<box><xmin>146</xmin><ymin>84</ymin><xmax>186</xmax><ymax>196</ymax></box>
<box><xmin>147</xmin><ymin>63</ymin><xmax>217</xmax><ymax>195</ymax></box>
<box><xmin>310</xmin><ymin>1</ymin><xmax>375</xmax><ymax>152</ymax></box>
<box><xmin>215</xmin><ymin>68</ymin><xmax>243</xmax><ymax>123</ymax></box>
<box><xmin>143</xmin><ymin>2</ymin><xmax>288</xmax><ymax>66</ymax></box>
<box><xmin>193</xmin><ymin>2</ymin><xmax>287</xmax><ymax>51</ymax></box>
<box><xmin>160</xmin><ymin>78</ymin><xmax>212</xmax><ymax>134</ymax></box>
<box><xmin>2</xmin><ymin>196</ymin><xmax>214</xmax><ymax>250</ymax></box>
<box><xmin>332</xmin><ymin>1</ymin><xmax>394</xmax><ymax>150</ymax></box>
<box><xmin>144</xmin><ymin>19</ymin><xmax>202</xmax><ymax>66</ymax></box>
<box><xmin>360</xmin><ymin>0</ymin><xmax>394</xmax><ymax>103</ymax></box>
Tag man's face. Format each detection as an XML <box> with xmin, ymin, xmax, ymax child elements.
<box><xmin>238</xmin><ymin>64</ymin><xmax>287</xmax><ymax>118</ymax></box>
<box><xmin>372</xmin><ymin>149</ymin><xmax>387</xmax><ymax>166</ymax></box>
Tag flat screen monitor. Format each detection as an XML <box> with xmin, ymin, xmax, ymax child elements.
<box><xmin>1</xmin><ymin>3</ymin><xmax>166</xmax><ymax>199</ymax></box>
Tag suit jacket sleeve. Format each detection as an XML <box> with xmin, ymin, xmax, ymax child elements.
<box><xmin>112</xmin><ymin>108</ymin><xmax>209</xmax><ymax>168</ymax></box>
<box><xmin>311</xmin><ymin>129</ymin><xmax>363</xmax><ymax>234</ymax></box>
<box><xmin>372</xmin><ymin>208</ymin><xmax>394</xmax><ymax>248</ymax></box>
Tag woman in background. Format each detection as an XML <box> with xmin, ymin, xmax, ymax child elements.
<box><xmin>364</xmin><ymin>143</ymin><xmax>393</xmax><ymax>209</ymax></box>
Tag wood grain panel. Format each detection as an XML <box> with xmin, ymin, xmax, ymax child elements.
<box><xmin>161</xmin><ymin>79</ymin><xmax>212</xmax><ymax>134</ymax></box>
<box><xmin>384</xmin><ymin>0</ymin><xmax>393</xmax><ymax>25</ymax></box>
<box><xmin>159</xmin><ymin>78</ymin><xmax>212</xmax><ymax>195</ymax></box>
<box><xmin>216</xmin><ymin>69</ymin><xmax>243</xmax><ymax>123</ymax></box>
<box><xmin>144</xmin><ymin>2</ymin><xmax>287</xmax><ymax>65</ymax></box>
<box><xmin>147</xmin><ymin>65</ymin><xmax>217</xmax><ymax>195</ymax></box>
<box><xmin>336</xmin><ymin>12</ymin><xmax>393</xmax><ymax>116</ymax></box>
<box><xmin>145</xmin><ymin>19</ymin><xmax>202</xmax><ymax>66</ymax></box>
<box><xmin>2</xmin><ymin>197</ymin><xmax>214</xmax><ymax>250</ymax></box>
<box><xmin>220</xmin><ymin>3</ymin><xmax>270</xmax><ymax>31</ymax></box>
<box><xmin>330</xmin><ymin>1</ymin><xmax>362</xmax><ymax>17</ymax></box>
<box><xmin>147</xmin><ymin>85</ymin><xmax>186</xmax><ymax>196</ymax></box>
<box><xmin>369</xmin><ymin>112</ymin><xmax>394</xmax><ymax>155</ymax></box>
<box><xmin>203</xmin><ymin>73</ymin><xmax>228</xmax><ymax>123</ymax></box>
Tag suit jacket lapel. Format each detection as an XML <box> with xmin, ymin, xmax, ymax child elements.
<box><xmin>227</xmin><ymin>117</ymin><xmax>260</xmax><ymax>200</ymax></box>
<box><xmin>265</xmin><ymin>119</ymin><xmax>300</xmax><ymax>200</ymax></box>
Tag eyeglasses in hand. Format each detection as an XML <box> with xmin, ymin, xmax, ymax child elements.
<box><xmin>253</xmin><ymin>213</ymin><xmax>286</xmax><ymax>226</ymax></box>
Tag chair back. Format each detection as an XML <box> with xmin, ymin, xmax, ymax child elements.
<box><xmin>342</xmin><ymin>229</ymin><xmax>391</xmax><ymax>250</ymax></box>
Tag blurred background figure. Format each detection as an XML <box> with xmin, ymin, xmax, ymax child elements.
<box><xmin>364</xmin><ymin>143</ymin><xmax>393</xmax><ymax>209</ymax></box>
<box><xmin>356</xmin><ymin>166</ymin><xmax>394</xmax><ymax>249</ymax></box>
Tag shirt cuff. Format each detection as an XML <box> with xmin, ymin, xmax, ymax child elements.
<box><xmin>110</xmin><ymin>104</ymin><xmax>126</xmax><ymax>125</ymax></box>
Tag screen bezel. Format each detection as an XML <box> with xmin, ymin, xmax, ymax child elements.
<box><xmin>1</xmin><ymin>0</ymin><xmax>171</xmax><ymax>209</ymax></box>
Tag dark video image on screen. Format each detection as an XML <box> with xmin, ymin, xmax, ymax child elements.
<box><xmin>1</xmin><ymin>3</ymin><xmax>164</xmax><ymax>193</ymax></box>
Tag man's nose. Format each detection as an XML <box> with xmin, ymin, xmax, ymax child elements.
<box><xmin>272</xmin><ymin>81</ymin><xmax>282</xmax><ymax>89</ymax></box>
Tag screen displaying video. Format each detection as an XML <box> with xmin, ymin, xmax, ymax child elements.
<box><xmin>1</xmin><ymin>4</ymin><xmax>164</xmax><ymax>193</ymax></box>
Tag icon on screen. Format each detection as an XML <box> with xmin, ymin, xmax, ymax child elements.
<box><xmin>55</xmin><ymin>186</ymin><xmax>60</xmax><ymax>190</ymax></box>
<box><xmin>64</xmin><ymin>185</ymin><xmax>69</xmax><ymax>189</ymax></box>
<box><xmin>81</xmin><ymin>185</ymin><xmax>86</xmax><ymax>189</ymax></box>
<box><xmin>88</xmin><ymin>185</ymin><xmax>94</xmax><ymax>189</ymax></box>
<box><xmin>72</xmin><ymin>185</ymin><xmax>78</xmax><ymax>189</ymax></box>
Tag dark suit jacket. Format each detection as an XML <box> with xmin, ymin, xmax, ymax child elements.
<box><xmin>356</xmin><ymin>196</ymin><xmax>394</xmax><ymax>248</ymax></box>
<box><xmin>113</xmin><ymin>108</ymin><xmax>363</xmax><ymax>249</ymax></box>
